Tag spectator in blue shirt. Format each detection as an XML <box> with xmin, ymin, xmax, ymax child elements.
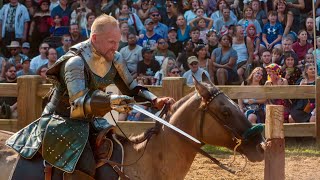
<box><xmin>56</xmin><ymin>34</ymin><xmax>72</xmax><ymax>58</ymax></box>
<box><xmin>261</xmin><ymin>11</ymin><xmax>283</xmax><ymax>50</ymax></box>
<box><xmin>137</xmin><ymin>18</ymin><xmax>163</xmax><ymax>49</ymax></box>
<box><xmin>148</xmin><ymin>7</ymin><xmax>169</xmax><ymax>39</ymax></box>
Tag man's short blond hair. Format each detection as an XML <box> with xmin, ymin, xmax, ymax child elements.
<box><xmin>90</xmin><ymin>14</ymin><xmax>119</xmax><ymax>38</ymax></box>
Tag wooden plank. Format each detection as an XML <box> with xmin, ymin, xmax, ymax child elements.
<box><xmin>0</xmin><ymin>83</ymin><xmax>17</xmax><ymax>97</ymax></box>
<box><xmin>284</xmin><ymin>123</ymin><xmax>316</xmax><ymax>137</ymax></box>
<box><xmin>316</xmin><ymin>78</ymin><xmax>320</xmax><ymax>143</ymax></box>
<box><xmin>162</xmin><ymin>77</ymin><xmax>185</xmax><ymax>100</ymax></box>
<box><xmin>115</xmin><ymin>121</ymin><xmax>155</xmax><ymax>136</ymax></box>
<box><xmin>264</xmin><ymin>105</ymin><xmax>285</xmax><ymax>180</ymax></box>
<box><xmin>37</xmin><ymin>84</ymin><xmax>52</xmax><ymax>97</ymax></box>
<box><xmin>0</xmin><ymin>119</ymin><xmax>18</xmax><ymax>132</ymax></box>
<box><xmin>17</xmin><ymin>76</ymin><xmax>43</xmax><ymax>129</ymax></box>
<box><xmin>265</xmin><ymin>105</ymin><xmax>285</xmax><ymax>139</ymax></box>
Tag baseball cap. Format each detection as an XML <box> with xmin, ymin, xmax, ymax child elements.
<box><xmin>142</xmin><ymin>47</ymin><xmax>154</xmax><ymax>54</ymax></box>
<box><xmin>168</xmin><ymin>27</ymin><xmax>177</xmax><ymax>33</ymax></box>
<box><xmin>149</xmin><ymin>7</ymin><xmax>159</xmax><ymax>14</ymax></box>
<box><xmin>144</xmin><ymin>18</ymin><xmax>154</xmax><ymax>25</ymax></box>
<box><xmin>187</xmin><ymin>56</ymin><xmax>199</xmax><ymax>64</ymax></box>
<box><xmin>22</xmin><ymin>42</ymin><xmax>30</xmax><ymax>49</ymax></box>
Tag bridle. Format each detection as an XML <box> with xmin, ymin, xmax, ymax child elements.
<box><xmin>197</xmin><ymin>89</ymin><xmax>243</xmax><ymax>148</ymax></box>
<box><xmin>192</xmin><ymin>88</ymin><xmax>264</xmax><ymax>174</ymax></box>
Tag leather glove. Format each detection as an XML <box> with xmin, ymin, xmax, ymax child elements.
<box><xmin>110</xmin><ymin>95</ymin><xmax>135</xmax><ymax>113</ymax></box>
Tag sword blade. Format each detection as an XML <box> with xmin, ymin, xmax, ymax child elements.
<box><xmin>132</xmin><ymin>105</ymin><xmax>201</xmax><ymax>144</ymax></box>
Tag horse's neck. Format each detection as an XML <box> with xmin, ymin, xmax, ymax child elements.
<box><xmin>151</xmin><ymin>95</ymin><xmax>201</xmax><ymax>178</ymax></box>
<box><xmin>123</xmin><ymin>95</ymin><xmax>201</xmax><ymax>179</ymax></box>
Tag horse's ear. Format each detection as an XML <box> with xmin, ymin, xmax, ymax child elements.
<box><xmin>193</xmin><ymin>75</ymin><xmax>211</xmax><ymax>100</ymax></box>
<box><xmin>201</xmin><ymin>72</ymin><xmax>213</xmax><ymax>85</ymax></box>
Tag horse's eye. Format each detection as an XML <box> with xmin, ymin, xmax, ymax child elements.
<box><xmin>223</xmin><ymin>111</ymin><xmax>229</xmax><ymax>117</ymax></box>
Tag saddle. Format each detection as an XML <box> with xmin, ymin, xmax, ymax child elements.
<box><xmin>10</xmin><ymin>126</ymin><xmax>126</xmax><ymax>180</ymax></box>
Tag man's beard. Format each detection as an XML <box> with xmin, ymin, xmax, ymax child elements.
<box><xmin>7</xmin><ymin>75</ymin><xmax>17</xmax><ymax>82</ymax></box>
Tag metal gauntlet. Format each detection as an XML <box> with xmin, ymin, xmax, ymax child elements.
<box><xmin>110</xmin><ymin>95</ymin><xmax>135</xmax><ymax>113</ymax></box>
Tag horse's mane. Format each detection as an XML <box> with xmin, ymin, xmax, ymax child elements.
<box><xmin>124</xmin><ymin>91</ymin><xmax>196</xmax><ymax>151</ymax></box>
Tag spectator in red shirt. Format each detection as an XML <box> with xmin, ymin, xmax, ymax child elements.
<box><xmin>292</xmin><ymin>29</ymin><xmax>313</xmax><ymax>63</ymax></box>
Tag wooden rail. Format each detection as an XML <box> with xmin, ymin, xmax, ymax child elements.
<box><xmin>0</xmin><ymin>76</ymin><xmax>319</xmax><ymax>142</ymax></box>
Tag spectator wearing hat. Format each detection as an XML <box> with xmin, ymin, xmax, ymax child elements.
<box><xmin>147</xmin><ymin>7</ymin><xmax>169</xmax><ymax>39</ymax></box>
<box><xmin>21</xmin><ymin>42</ymin><xmax>31</xmax><ymax>57</ymax></box>
<box><xmin>0</xmin><ymin>0</ymin><xmax>30</xmax><ymax>57</ymax></box>
<box><xmin>137</xmin><ymin>47</ymin><xmax>161</xmax><ymax>85</ymax></box>
<box><xmin>167</xmin><ymin>26</ymin><xmax>183</xmax><ymax>57</ymax></box>
<box><xmin>7</xmin><ymin>41</ymin><xmax>29</xmax><ymax>72</ymax></box>
<box><xmin>51</xmin><ymin>0</ymin><xmax>72</xmax><ymax>26</ymax></box>
<box><xmin>119</xmin><ymin>32</ymin><xmax>143</xmax><ymax>79</ymax></box>
<box><xmin>30</xmin><ymin>42</ymin><xmax>49</xmax><ymax>72</ymax></box>
<box><xmin>137</xmin><ymin>18</ymin><xmax>163</xmax><ymax>49</ymax></box>
<box><xmin>182</xmin><ymin>56</ymin><xmax>210</xmax><ymax>85</ymax></box>
<box><xmin>16</xmin><ymin>57</ymin><xmax>35</xmax><ymax>77</ymax></box>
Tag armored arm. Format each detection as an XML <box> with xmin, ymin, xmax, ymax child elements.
<box><xmin>113</xmin><ymin>52</ymin><xmax>158</xmax><ymax>103</ymax></box>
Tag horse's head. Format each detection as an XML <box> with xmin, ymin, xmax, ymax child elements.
<box><xmin>193</xmin><ymin>74</ymin><xmax>264</xmax><ymax>162</ymax></box>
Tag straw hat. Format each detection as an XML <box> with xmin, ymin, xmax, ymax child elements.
<box><xmin>6</xmin><ymin>41</ymin><xmax>21</xmax><ymax>48</ymax></box>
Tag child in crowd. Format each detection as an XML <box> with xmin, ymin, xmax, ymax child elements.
<box><xmin>49</xmin><ymin>15</ymin><xmax>69</xmax><ymax>37</ymax></box>
<box><xmin>261</xmin><ymin>11</ymin><xmax>283</xmax><ymax>50</ymax></box>
<box><xmin>271</xmin><ymin>48</ymin><xmax>282</xmax><ymax>64</ymax></box>
<box><xmin>246</xmin><ymin>24</ymin><xmax>261</xmax><ymax>61</ymax></box>
<box><xmin>189</xmin><ymin>27</ymin><xmax>204</xmax><ymax>46</ymax></box>
<box><xmin>189</xmin><ymin>17</ymin><xmax>213</xmax><ymax>44</ymax></box>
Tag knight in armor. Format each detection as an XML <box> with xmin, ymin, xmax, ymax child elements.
<box><xmin>6</xmin><ymin>14</ymin><xmax>174</xmax><ymax>179</ymax></box>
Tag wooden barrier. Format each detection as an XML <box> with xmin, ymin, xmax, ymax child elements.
<box><xmin>0</xmin><ymin>76</ymin><xmax>319</xmax><ymax>142</ymax></box>
<box><xmin>264</xmin><ymin>105</ymin><xmax>285</xmax><ymax>180</ymax></box>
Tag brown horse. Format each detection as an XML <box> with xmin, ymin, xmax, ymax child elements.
<box><xmin>0</xmin><ymin>75</ymin><xmax>264</xmax><ymax>179</ymax></box>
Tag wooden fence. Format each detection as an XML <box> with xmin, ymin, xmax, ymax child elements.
<box><xmin>0</xmin><ymin>76</ymin><xmax>319</xmax><ymax>142</ymax></box>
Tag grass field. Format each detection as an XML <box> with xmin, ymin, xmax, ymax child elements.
<box><xmin>202</xmin><ymin>137</ymin><xmax>320</xmax><ymax>157</ymax></box>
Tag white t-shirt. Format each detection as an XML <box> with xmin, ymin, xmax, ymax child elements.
<box><xmin>182</xmin><ymin>68</ymin><xmax>210</xmax><ymax>85</ymax></box>
<box><xmin>119</xmin><ymin>45</ymin><xmax>143</xmax><ymax>74</ymax></box>
<box><xmin>30</xmin><ymin>55</ymin><xmax>48</xmax><ymax>72</ymax></box>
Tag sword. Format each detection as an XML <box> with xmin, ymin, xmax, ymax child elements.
<box><xmin>131</xmin><ymin>105</ymin><xmax>201</xmax><ymax>144</ymax></box>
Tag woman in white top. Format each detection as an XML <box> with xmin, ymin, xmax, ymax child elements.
<box><xmin>154</xmin><ymin>57</ymin><xmax>176</xmax><ymax>85</ymax></box>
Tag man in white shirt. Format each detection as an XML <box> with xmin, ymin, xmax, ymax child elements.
<box><xmin>30</xmin><ymin>42</ymin><xmax>49</xmax><ymax>72</ymax></box>
<box><xmin>182</xmin><ymin>56</ymin><xmax>210</xmax><ymax>85</ymax></box>
<box><xmin>119</xmin><ymin>32</ymin><xmax>143</xmax><ymax>79</ymax></box>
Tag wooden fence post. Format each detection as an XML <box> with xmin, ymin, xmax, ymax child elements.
<box><xmin>161</xmin><ymin>77</ymin><xmax>186</xmax><ymax>100</ymax></box>
<box><xmin>264</xmin><ymin>105</ymin><xmax>285</xmax><ymax>180</ymax></box>
<box><xmin>17</xmin><ymin>75</ymin><xmax>43</xmax><ymax>129</ymax></box>
<box><xmin>316</xmin><ymin>77</ymin><xmax>320</xmax><ymax>143</ymax></box>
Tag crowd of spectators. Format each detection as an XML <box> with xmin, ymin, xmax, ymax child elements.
<box><xmin>0</xmin><ymin>0</ymin><xmax>318</xmax><ymax>123</ymax></box>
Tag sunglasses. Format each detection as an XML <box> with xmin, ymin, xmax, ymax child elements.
<box><xmin>171</xmin><ymin>70</ymin><xmax>180</xmax><ymax>74</ymax></box>
<box><xmin>42</xmin><ymin>47</ymin><xmax>49</xmax><ymax>49</ymax></box>
<box><xmin>158</xmin><ymin>41</ymin><xmax>166</xmax><ymax>45</ymax></box>
<box><xmin>10</xmin><ymin>48</ymin><xmax>18</xmax><ymax>51</ymax></box>
<box><xmin>64</xmin><ymin>39</ymin><xmax>72</xmax><ymax>42</ymax></box>
<box><xmin>151</xmin><ymin>14</ymin><xmax>160</xmax><ymax>17</ymax></box>
<box><xmin>190</xmin><ymin>62</ymin><xmax>198</xmax><ymax>66</ymax></box>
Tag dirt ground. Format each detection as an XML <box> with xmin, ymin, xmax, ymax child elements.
<box><xmin>186</xmin><ymin>154</ymin><xmax>320</xmax><ymax>180</ymax></box>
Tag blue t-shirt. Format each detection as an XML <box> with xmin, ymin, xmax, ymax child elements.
<box><xmin>262</xmin><ymin>22</ymin><xmax>283</xmax><ymax>44</ymax></box>
<box><xmin>137</xmin><ymin>33</ymin><xmax>163</xmax><ymax>49</ymax></box>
